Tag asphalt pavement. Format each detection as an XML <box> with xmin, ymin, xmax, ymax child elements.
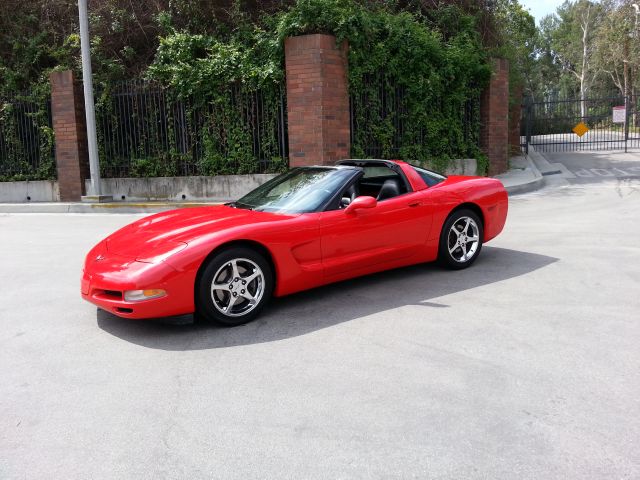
<box><xmin>544</xmin><ymin>149</ymin><xmax>640</xmax><ymax>183</ymax></box>
<box><xmin>1</xmin><ymin>152</ymin><xmax>639</xmax><ymax>479</ymax></box>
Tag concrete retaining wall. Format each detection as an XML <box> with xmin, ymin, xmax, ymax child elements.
<box><xmin>445</xmin><ymin>159</ymin><xmax>477</xmax><ymax>176</ymax></box>
<box><xmin>0</xmin><ymin>180</ymin><xmax>60</xmax><ymax>202</ymax></box>
<box><xmin>85</xmin><ymin>174</ymin><xmax>278</xmax><ymax>202</ymax></box>
<box><xmin>90</xmin><ymin>161</ymin><xmax>477</xmax><ymax>202</ymax></box>
<box><xmin>1</xmin><ymin>161</ymin><xmax>477</xmax><ymax>204</ymax></box>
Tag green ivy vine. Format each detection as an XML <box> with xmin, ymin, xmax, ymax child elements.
<box><xmin>1</xmin><ymin>0</ymin><xmax>493</xmax><ymax>180</ymax></box>
<box><xmin>0</xmin><ymin>85</ymin><xmax>55</xmax><ymax>182</ymax></box>
<box><xmin>147</xmin><ymin>0</ymin><xmax>492</xmax><ymax>173</ymax></box>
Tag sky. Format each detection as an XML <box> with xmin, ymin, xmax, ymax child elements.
<box><xmin>519</xmin><ymin>0</ymin><xmax>566</xmax><ymax>23</ymax></box>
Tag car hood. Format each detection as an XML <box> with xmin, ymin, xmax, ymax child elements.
<box><xmin>105</xmin><ymin>205</ymin><xmax>290</xmax><ymax>262</ymax></box>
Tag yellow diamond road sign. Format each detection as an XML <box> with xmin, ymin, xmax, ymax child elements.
<box><xmin>573</xmin><ymin>122</ymin><xmax>589</xmax><ymax>137</ymax></box>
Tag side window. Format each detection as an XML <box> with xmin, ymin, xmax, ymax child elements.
<box><xmin>410</xmin><ymin>165</ymin><xmax>446</xmax><ymax>187</ymax></box>
<box><xmin>326</xmin><ymin>162</ymin><xmax>415</xmax><ymax>208</ymax></box>
<box><xmin>325</xmin><ymin>178</ymin><xmax>362</xmax><ymax>211</ymax></box>
<box><xmin>359</xmin><ymin>165</ymin><xmax>409</xmax><ymax>201</ymax></box>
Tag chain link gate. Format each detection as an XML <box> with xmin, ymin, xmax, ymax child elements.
<box><xmin>521</xmin><ymin>94</ymin><xmax>640</xmax><ymax>153</ymax></box>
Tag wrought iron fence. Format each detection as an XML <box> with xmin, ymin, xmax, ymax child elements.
<box><xmin>631</xmin><ymin>94</ymin><xmax>640</xmax><ymax>144</ymax></box>
<box><xmin>521</xmin><ymin>93</ymin><xmax>640</xmax><ymax>153</ymax></box>
<box><xmin>349</xmin><ymin>73</ymin><xmax>481</xmax><ymax>167</ymax></box>
<box><xmin>94</xmin><ymin>80</ymin><xmax>289</xmax><ymax>178</ymax></box>
<box><xmin>0</xmin><ymin>90</ymin><xmax>55</xmax><ymax>181</ymax></box>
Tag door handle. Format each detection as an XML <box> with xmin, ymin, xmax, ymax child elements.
<box><xmin>408</xmin><ymin>201</ymin><xmax>423</xmax><ymax>208</ymax></box>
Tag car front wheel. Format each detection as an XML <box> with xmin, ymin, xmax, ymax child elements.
<box><xmin>197</xmin><ymin>247</ymin><xmax>273</xmax><ymax>326</ymax></box>
<box><xmin>438</xmin><ymin>209</ymin><xmax>483</xmax><ymax>269</ymax></box>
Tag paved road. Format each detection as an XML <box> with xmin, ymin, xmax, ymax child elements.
<box><xmin>544</xmin><ymin>150</ymin><xmax>640</xmax><ymax>184</ymax></box>
<box><xmin>529</xmin><ymin>131</ymin><xmax>640</xmax><ymax>153</ymax></box>
<box><xmin>1</xmin><ymin>157</ymin><xmax>640</xmax><ymax>479</ymax></box>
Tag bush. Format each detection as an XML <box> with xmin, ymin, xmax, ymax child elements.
<box><xmin>147</xmin><ymin>0</ymin><xmax>490</xmax><ymax>172</ymax></box>
<box><xmin>1</xmin><ymin>0</ymin><xmax>493</xmax><ymax>179</ymax></box>
<box><xmin>277</xmin><ymin>0</ymin><xmax>491</xmax><ymax>168</ymax></box>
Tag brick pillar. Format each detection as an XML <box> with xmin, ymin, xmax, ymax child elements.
<box><xmin>480</xmin><ymin>58</ymin><xmax>509</xmax><ymax>176</ymax></box>
<box><xmin>509</xmin><ymin>84</ymin><xmax>523</xmax><ymax>155</ymax></box>
<box><xmin>285</xmin><ymin>34</ymin><xmax>350</xmax><ymax>166</ymax></box>
<box><xmin>50</xmin><ymin>70</ymin><xmax>89</xmax><ymax>201</ymax></box>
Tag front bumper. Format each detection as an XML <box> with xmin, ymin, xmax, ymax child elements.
<box><xmin>81</xmin><ymin>247</ymin><xmax>195</xmax><ymax>320</ymax></box>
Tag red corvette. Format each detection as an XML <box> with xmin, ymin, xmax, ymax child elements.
<box><xmin>82</xmin><ymin>159</ymin><xmax>508</xmax><ymax>325</ymax></box>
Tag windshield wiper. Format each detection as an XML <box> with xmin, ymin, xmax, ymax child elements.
<box><xmin>229</xmin><ymin>201</ymin><xmax>253</xmax><ymax>211</ymax></box>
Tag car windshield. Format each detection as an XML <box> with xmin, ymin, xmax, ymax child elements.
<box><xmin>233</xmin><ymin>167</ymin><xmax>354</xmax><ymax>213</ymax></box>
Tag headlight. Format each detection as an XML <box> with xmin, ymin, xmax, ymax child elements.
<box><xmin>124</xmin><ymin>289</ymin><xmax>167</xmax><ymax>302</ymax></box>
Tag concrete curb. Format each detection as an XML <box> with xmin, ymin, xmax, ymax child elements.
<box><xmin>528</xmin><ymin>149</ymin><xmax>576</xmax><ymax>179</ymax></box>
<box><xmin>503</xmin><ymin>155</ymin><xmax>545</xmax><ymax>196</ymax></box>
<box><xmin>491</xmin><ymin>145</ymin><xmax>546</xmax><ymax>196</ymax></box>
<box><xmin>0</xmin><ymin>202</ymin><xmax>224</xmax><ymax>214</ymax></box>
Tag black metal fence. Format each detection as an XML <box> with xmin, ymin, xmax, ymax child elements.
<box><xmin>521</xmin><ymin>94</ymin><xmax>640</xmax><ymax>153</ymax></box>
<box><xmin>349</xmin><ymin>74</ymin><xmax>481</xmax><ymax>165</ymax></box>
<box><xmin>0</xmin><ymin>90</ymin><xmax>55</xmax><ymax>181</ymax></box>
<box><xmin>94</xmin><ymin>80</ymin><xmax>289</xmax><ymax>178</ymax></box>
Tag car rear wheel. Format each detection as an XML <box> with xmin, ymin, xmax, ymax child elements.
<box><xmin>438</xmin><ymin>209</ymin><xmax>483</xmax><ymax>270</ymax></box>
<box><xmin>197</xmin><ymin>247</ymin><xmax>273</xmax><ymax>326</ymax></box>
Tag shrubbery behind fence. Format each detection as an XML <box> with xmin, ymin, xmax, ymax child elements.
<box><xmin>0</xmin><ymin>91</ymin><xmax>55</xmax><ymax>182</ymax></box>
<box><xmin>350</xmin><ymin>73</ymin><xmax>482</xmax><ymax>171</ymax></box>
<box><xmin>95</xmin><ymin>80</ymin><xmax>289</xmax><ymax>178</ymax></box>
<box><xmin>0</xmin><ymin>76</ymin><xmax>483</xmax><ymax>182</ymax></box>
<box><xmin>97</xmin><ymin>76</ymin><xmax>482</xmax><ymax>180</ymax></box>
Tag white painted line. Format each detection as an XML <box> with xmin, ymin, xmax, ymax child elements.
<box><xmin>591</xmin><ymin>169</ymin><xmax>615</xmax><ymax>177</ymax></box>
<box><xmin>611</xmin><ymin>168</ymin><xmax>630</xmax><ymax>176</ymax></box>
<box><xmin>571</xmin><ymin>166</ymin><xmax>640</xmax><ymax>177</ymax></box>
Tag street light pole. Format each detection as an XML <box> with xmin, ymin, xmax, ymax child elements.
<box><xmin>632</xmin><ymin>4</ymin><xmax>639</xmax><ymax>137</ymax></box>
<box><xmin>78</xmin><ymin>0</ymin><xmax>102</xmax><ymax>196</ymax></box>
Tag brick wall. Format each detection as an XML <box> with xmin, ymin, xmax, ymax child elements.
<box><xmin>480</xmin><ymin>58</ymin><xmax>510</xmax><ymax>176</ymax></box>
<box><xmin>50</xmin><ymin>71</ymin><xmax>89</xmax><ymax>201</ymax></box>
<box><xmin>285</xmin><ymin>34</ymin><xmax>350</xmax><ymax>166</ymax></box>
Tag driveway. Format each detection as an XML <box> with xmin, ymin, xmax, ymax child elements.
<box><xmin>543</xmin><ymin>149</ymin><xmax>640</xmax><ymax>184</ymax></box>
<box><xmin>1</xmin><ymin>158</ymin><xmax>639</xmax><ymax>479</ymax></box>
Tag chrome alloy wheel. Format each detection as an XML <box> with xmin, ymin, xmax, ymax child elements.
<box><xmin>210</xmin><ymin>258</ymin><xmax>265</xmax><ymax>317</ymax></box>
<box><xmin>447</xmin><ymin>216</ymin><xmax>480</xmax><ymax>263</ymax></box>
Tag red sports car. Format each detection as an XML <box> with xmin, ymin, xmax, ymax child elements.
<box><xmin>82</xmin><ymin>159</ymin><xmax>508</xmax><ymax>326</ymax></box>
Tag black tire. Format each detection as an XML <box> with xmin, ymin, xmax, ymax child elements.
<box><xmin>196</xmin><ymin>246</ymin><xmax>273</xmax><ymax>326</ymax></box>
<box><xmin>438</xmin><ymin>209</ymin><xmax>484</xmax><ymax>270</ymax></box>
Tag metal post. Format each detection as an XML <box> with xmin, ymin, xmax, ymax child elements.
<box><xmin>625</xmin><ymin>94</ymin><xmax>630</xmax><ymax>153</ymax></box>
<box><xmin>525</xmin><ymin>97</ymin><xmax>532</xmax><ymax>155</ymax></box>
<box><xmin>634</xmin><ymin>5</ymin><xmax>639</xmax><ymax>137</ymax></box>
<box><xmin>78</xmin><ymin>0</ymin><xmax>101</xmax><ymax>196</ymax></box>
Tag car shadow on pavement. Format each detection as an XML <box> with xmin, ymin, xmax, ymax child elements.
<box><xmin>97</xmin><ymin>246</ymin><xmax>558</xmax><ymax>351</ymax></box>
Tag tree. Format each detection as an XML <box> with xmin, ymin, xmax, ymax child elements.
<box><xmin>490</xmin><ymin>0</ymin><xmax>538</xmax><ymax>96</ymax></box>
<box><xmin>544</xmin><ymin>0</ymin><xmax>604</xmax><ymax>116</ymax></box>
<box><xmin>0</xmin><ymin>0</ymin><xmax>299</xmax><ymax>92</ymax></box>
<box><xmin>594</xmin><ymin>0</ymin><xmax>640</xmax><ymax>97</ymax></box>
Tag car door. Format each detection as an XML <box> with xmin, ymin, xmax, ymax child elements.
<box><xmin>319</xmin><ymin>189</ymin><xmax>432</xmax><ymax>279</ymax></box>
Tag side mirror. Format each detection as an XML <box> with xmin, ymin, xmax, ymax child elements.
<box><xmin>344</xmin><ymin>196</ymin><xmax>377</xmax><ymax>214</ymax></box>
